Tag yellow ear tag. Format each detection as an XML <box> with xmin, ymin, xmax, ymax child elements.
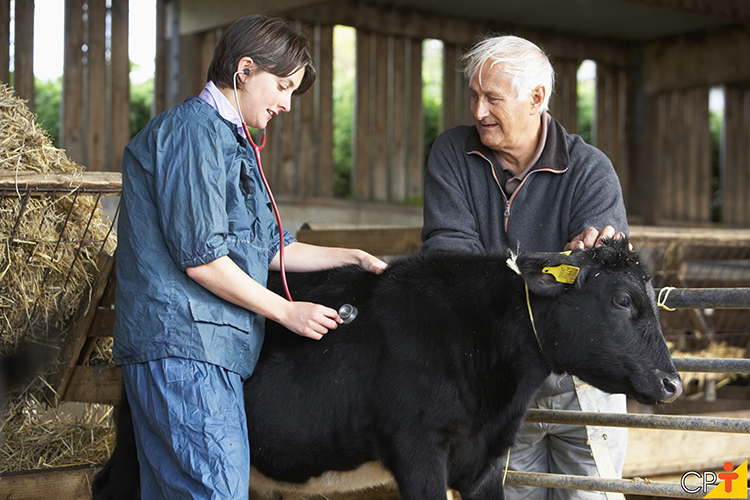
<box><xmin>560</xmin><ymin>250</ymin><xmax>572</xmax><ymax>256</ymax></box>
<box><xmin>542</xmin><ymin>264</ymin><xmax>579</xmax><ymax>284</ymax></box>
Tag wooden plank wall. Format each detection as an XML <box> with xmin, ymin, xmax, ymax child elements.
<box><xmin>724</xmin><ymin>85</ymin><xmax>750</xmax><ymax>226</ymax></box>
<box><xmin>351</xmin><ymin>30</ymin><xmax>424</xmax><ymax>202</ymax></box>
<box><xmin>264</xmin><ymin>24</ymin><xmax>335</xmax><ymax>198</ymax></box>
<box><xmin>442</xmin><ymin>43</ymin><xmax>472</xmax><ymax>131</ymax></box>
<box><xmin>61</xmin><ymin>0</ymin><xmax>131</xmax><ymax>172</ymax></box>
<box><xmin>595</xmin><ymin>63</ymin><xmax>631</xmax><ymax>198</ymax></box>
<box><xmin>549</xmin><ymin>58</ymin><xmax>578</xmax><ymax>135</ymax></box>
<box><xmin>653</xmin><ymin>88</ymin><xmax>712</xmax><ymax>224</ymax></box>
<box><xmin>0</xmin><ymin>0</ymin><xmax>9</xmax><ymax>84</ymax></box>
<box><xmin>12</xmin><ymin>0</ymin><xmax>34</xmax><ymax>110</ymax></box>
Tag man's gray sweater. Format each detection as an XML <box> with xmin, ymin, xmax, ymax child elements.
<box><xmin>421</xmin><ymin>117</ymin><xmax>628</xmax><ymax>397</ymax></box>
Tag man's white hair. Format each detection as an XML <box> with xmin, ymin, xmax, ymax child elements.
<box><xmin>462</xmin><ymin>35</ymin><xmax>555</xmax><ymax>113</ymax></box>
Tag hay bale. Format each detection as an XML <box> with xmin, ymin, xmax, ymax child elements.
<box><xmin>1</xmin><ymin>83</ymin><xmax>118</xmax><ymax>472</ymax></box>
<box><xmin>0</xmin><ymin>82</ymin><xmax>117</xmax><ymax>353</ymax></box>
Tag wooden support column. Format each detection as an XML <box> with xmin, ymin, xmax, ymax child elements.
<box><xmin>299</xmin><ymin>24</ymin><xmax>316</xmax><ymax>197</ymax></box>
<box><xmin>87</xmin><ymin>0</ymin><xmax>107</xmax><ymax>171</ymax></box>
<box><xmin>442</xmin><ymin>43</ymin><xmax>471</xmax><ymax>132</ymax></box>
<box><xmin>407</xmin><ymin>37</ymin><xmax>424</xmax><ymax>200</ymax></box>
<box><xmin>111</xmin><ymin>0</ymin><xmax>131</xmax><ymax>172</ymax></box>
<box><xmin>13</xmin><ymin>0</ymin><xmax>34</xmax><ymax>110</ymax></box>
<box><xmin>390</xmin><ymin>36</ymin><xmax>407</xmax><ymax>201</ymax></box>
<box><xmin>373</xmin><ymin>33</ymin><xmax>388</xmax><ymax>201</ymax></box>
<box><xmin>354</xmin><ymin>29</ymin><xmax>372</xmax><ymax>199</ymax></box>
<box><xmin>595</xmin><ymin>64</ymin><xmax>632</xmax><ymax>199</ymax></box>
<box><xmin>62</xmin><ymin>0</ymin><xmax>85</xmax><ymax>165</ymax></box>
<box><xmin>724</xmin><ymin>85</ymin><xmax>750</xmax><ymax>226</ymax></box>
<box><xmin>656</xmin><ymin>89</ymin><xmax>711</xmax><ymax>224</ymax></box>
<box><xmin>317</xmin><ymin>24</ymin><xmax>334</xmax><ymax>198</ymax></box>
<box><xmin>154</xmin><ymin>0</ymin><xmax>169</xmax><ymax>114</ymax></box>
<box><xmin>550</xmin><ymin>58</ymin><xmax>578</xmax><ymax>134</ymax></box>
<box><xmin>1</xmin><ymin>0</ymin><xmax>10</xmax><ymax>84</ymax></box>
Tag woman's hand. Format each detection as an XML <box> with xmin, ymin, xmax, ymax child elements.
<box><xmin>276</xmin><ymin>301</ymin><xmax>342</xmax><ymax>340</ymax></box>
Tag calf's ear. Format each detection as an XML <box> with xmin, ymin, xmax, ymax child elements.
<box><xmin>516</xmin><ymin>252</ymin><xmax>580</xmax><ymax>297</ymax></box>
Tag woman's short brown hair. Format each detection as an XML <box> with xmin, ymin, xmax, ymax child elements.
<box><xmin>207</xmin><ymin>15</ymin><xmax>316</xmax><ymax>95</ymax></box>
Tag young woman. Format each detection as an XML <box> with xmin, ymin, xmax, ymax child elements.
<box><xmin>113</xmin><ymin>15</ymin><xmax>386</xmax><ymax>499</ymax></box>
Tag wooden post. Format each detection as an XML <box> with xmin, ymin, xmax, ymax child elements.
<box><xmin>317</xmin><ymin>24</ymin><xmax>334</xmax><ymax>198</ymax></box>
<box><xmin>0</xmin><ymin>0</ymin><xmax>9</xmax><ymax>84</ymax></box>
<box><xmin>47</xmin><ymin>252</ymin><xmax>116</xmax><ymax>405</ymax></box>
<box><xmin>724</xmin><ymin>85</ymin><xmax>750</xmax><ymax>226</ymax></box>
<box><xmin>62</xmin><ymin>0</ymin><xmax>85</xmax><ymax>165</ymax></box>
<box><xmin>354</xmin><ymin>29</ymin><xmax>372</xmax><ymax>200</ymax></box>
<box><xmin>299</xmin><ymin>24</ymin><xmax>316</xmax><ymax>197</ymax></box>
<box><xmin>111</xmin><ymin>0</ymin><xmax>131</xmax><ymax>172</ymax></box>
<box><xmin>87</xmin><ymin>0</ymin><xmax>107</xmax><ymax>172</ymax></box>
<box><xmin>390</xmin><ymin>36</ymin><xmax>407</xmax><ymax>201</ymax></box>
<box><xmin>373</xmin><ymin>33</ymin><xmax>389</xmax><ymax>201</ymax></box>
<box><xmin>154</xmin><ymin>0</ymin><xmax>168</xmax><ymax>114</ymax></box>
<box><xmin>13</xmin><ymin>0</ymin><xmax>34</xmax><ymax>111</ymax></box>
<box><xmin>407</xmin><ymin>37</ymin><xmax>423</xmax><ymax>200</ymax></box>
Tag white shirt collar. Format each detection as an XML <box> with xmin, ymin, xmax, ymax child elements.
<box><xmin>198</xmin><ymin>81</ymin><xmax>245</xmax><ymax>135</ymax></box>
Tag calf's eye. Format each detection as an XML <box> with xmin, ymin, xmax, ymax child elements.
<box><xmin>613</xmin><ymin>294</ymin><xmax>631</xmax><ymax>309</ymax></box>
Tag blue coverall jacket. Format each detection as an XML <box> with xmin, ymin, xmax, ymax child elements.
<box><xmin>113</xmin><ymin>96</ymin><xmax>294</xmax><ymax>380</ymax></box>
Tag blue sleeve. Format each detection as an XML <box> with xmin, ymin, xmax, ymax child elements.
<box><xmin>153</xmin><ymin>117</ymin><xmax>231</xmax><ymax>270</ymax></box>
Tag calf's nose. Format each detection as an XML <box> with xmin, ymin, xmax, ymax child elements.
<box><xmin>658</xmin><ymin>371</ymin><xmax>683</xmax><ymax>403</ymax></box>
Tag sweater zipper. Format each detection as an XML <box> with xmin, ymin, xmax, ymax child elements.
<box><xmin>469</xmin><ymin>149</ymin><xmax>565</xmax><ymax>233</ymax></box>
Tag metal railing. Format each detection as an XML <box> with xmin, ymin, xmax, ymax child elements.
<box><xmin>508</xmin><ymin>287</ymin><xmax>750</xmax><ymax>498</ymax></box>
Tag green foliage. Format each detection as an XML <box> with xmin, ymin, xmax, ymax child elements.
<box><xmin>130</xmin><ymin>79</ymin><xmax>153</xmax><ymax>138</ymax></box>
<box><xmin>34</xmin><ymin>77</ymin><xmax>62</xmax><ymax>147</ymax></box>
<box><xmin>332</xmin><ymin>26</ymin><xmax>356</xmax><ymax>198</ymax></box>
<box><xmin>577</xmin><ymin>76</ymin><xmax>594</xmax><ymax>144</ymax></box>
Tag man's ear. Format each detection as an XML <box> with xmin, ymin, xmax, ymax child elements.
<box><xmin>529</xmin><ymin>85</ymin><xmax>546</xmax><ymax>115</ymax></box>
<box><xmin>517</xmin><ymin>251</ymin><xmax>580</xmax><ymax>296</ymax></box>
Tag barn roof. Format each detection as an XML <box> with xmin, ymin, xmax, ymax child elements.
<box><xmin>180</xmin><ymin>0</ymin><xmax>749</xmax><ymax>42</ymax></box>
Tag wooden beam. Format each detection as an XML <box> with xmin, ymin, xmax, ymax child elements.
<box><xmin>619</xmin><ymin>0</ymin><xmax>750</xmax><ymax>25</ymax></box>
<box><xmin>62</xmin><ymin>365</ymin><xmax>123</xmax><ymax>406</ymax></box>
<box><xmin>407</xmin><ymin>38</ymin><xmax>423</xmax><ymax>201</ymax></box>
<box><xmin>0</xmin><ymin>171</ymin><xmax>123</xmax><ymax>194</ymax></box>
<box><xmin>373</xmin><ymin>33</ymin><xmax>388</xmax><ymax>201</ymax></box>
<box><xmin>390</xmin><ymin>36</ymin><xmax>407</xmax><ymax>201</ymax></box>
<box><xmin>13</xmin><ymin>0</ymin><xmax>34</xmax><ymax>110</ymax></box>
<box><xmin>299</xmin><ymin>24</ymin><xmax>316</xmax><ymax>197</ymax></box>
<box><xmin>317</xmin><ymin>24</ymin><xmax>334</xmax><ymax>198</ymax></box>
<box><xmin>289</xmin><ymin>0</ymin><xmax>633</xmax><ymax>67</ymax></box>
<box><xmin>154</xmin><ymin>0</ymin><xmax>168</xmax><ymax>114</ymax></box>
<box><xmin>47</xmin><ymin>252</ymin><xmax>116</xmax><ymax>405</ymax></box>
<box><xmin>87</xmin><ymin>0</ymin><xmax>107</xmax><ymax>171</ymax></box>
<box><xmin>0</xmin><ymin>466</ymin><xmax>101</xmax><ymax>500</ymax></box>
<box><xmin>111</xmin><ymin>0</ymin><xmax>131</xmax><ymax>173</ymax></box>
<box><xmin>353</xmin><ymin>30</ymin><xmax>372</xmax><ymax>200</ymax></box>
<box><xmin>0</xmin><ymin>0</ymin><xmax>10</xmax><ymax>84</ymax></box>
<box><xmin>642</xmin><ymin>27</ymin><xmax>750</xmax><ymax>94</ymax></box>
<box><xmin>62</xmin><ymin>0</ymin><xmax>85</xmax><ymax>164</ymax></box>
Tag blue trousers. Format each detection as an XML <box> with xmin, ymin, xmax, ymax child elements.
<box><xmin>122</xmin><ymin>358</ymin><xmax>250</xmax><ymax>500</ymax></box>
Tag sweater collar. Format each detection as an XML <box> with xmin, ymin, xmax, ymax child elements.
<box><xmin>464</xmin><ymin>113</ymin><xmax>570</xmax><ymax>173</ymax></box>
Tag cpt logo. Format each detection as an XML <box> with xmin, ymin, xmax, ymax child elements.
<box><xmin>681</xmin><ymin>460</ymin><xmax>748</xmax><ymax>498</ymax></box>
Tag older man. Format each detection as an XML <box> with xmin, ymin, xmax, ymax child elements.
<box><xmin>421</xmin><ymin>35</ymin><xmax>629</xmax><ymax>499</ymax></box>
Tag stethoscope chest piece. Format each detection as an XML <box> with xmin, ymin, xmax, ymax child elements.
<box><xmin>338</xmin><ymin>304</ymin><xmax>358</xmax><ymax>324</ymax></box>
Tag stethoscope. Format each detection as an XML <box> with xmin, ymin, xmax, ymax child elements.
<box><xmin>234</xmin><ymin>70</ymin><xmax>293</xmax><ymax>302</ymax></box>
<box><xmin>233</xmin><ymin>70</ymin><xmax>358</xmax><ymax>323</ymax></box>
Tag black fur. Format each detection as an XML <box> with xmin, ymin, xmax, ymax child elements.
<box><xmin>93</xmin><ymin>240</ymin><xmax>680</xmax><ymax>500</ymax></box>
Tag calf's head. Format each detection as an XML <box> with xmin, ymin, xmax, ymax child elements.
<box><xmin>516</xmin><ymin>239</ymin><xmax>682</xmax><ymax>405</ymax></box>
